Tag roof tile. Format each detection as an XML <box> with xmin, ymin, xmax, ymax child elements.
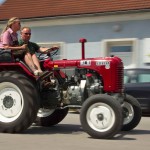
<box><xmin>0</xmin><ymin>0</ymin><xmax>150</xmax><ymax>20</ymax></box>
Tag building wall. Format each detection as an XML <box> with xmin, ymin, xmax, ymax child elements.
<box><xmin>29</xmin><ymin>19</ymin><xmax>150</xmax><ymax>68</ymax></box>
<box><xmin>0</xmin><ymin>12</ymin><xmax>150</xmax><ymax>68</ymax></box>
<box><xmin>30</xmin><ymin>19</ymin><xmax>150</xmax><ymax>43</ymax></box>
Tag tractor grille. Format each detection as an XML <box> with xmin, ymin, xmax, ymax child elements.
<box><xmin>116</xmin><ymin>62</ymin><xmax>124</xmax><ymax>91</ymax></box>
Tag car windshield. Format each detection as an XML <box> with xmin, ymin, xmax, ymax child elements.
<box><xmin>124</xmin><ymin>70</ymin><xmax>150</xmax><ymax>83</ymax></box>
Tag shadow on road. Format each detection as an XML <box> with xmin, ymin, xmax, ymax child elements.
<box><xmin>24</xmin><ymin>124</ymin><xmax>83</xmax><ymax>135</ymax></box>
<box><xmin>23</xmin><ymin>123</ymin><xmax>150</xmax><ymax>141</ymax></box>
<box><xmin>113</xmin><ymin>129</ymin><xmax>150</xmax><ymax>140</ymax></box>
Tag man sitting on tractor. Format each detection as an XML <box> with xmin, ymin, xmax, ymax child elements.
<box><xmin>19</xmin><ymin>27</ymin><xmax>59</xmax><ymax>74</ymax></box>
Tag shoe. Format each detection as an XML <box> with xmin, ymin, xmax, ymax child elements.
<box><xmin>37</xmin><ymin>71</ymin><xmax>52</xmax><ymax>80</ymax></box>
<box><xmin>38</xmin><ymin>70</ymin><xmax>49</xmax><ymax>76</ymax></box>
<box><xmin>34</xmin><ymin>70</ymin><xmax>48</xmax><ymax>76</ymax></box>
<box><xmin>34</xmin><ymin>70</ymin><xmax>39</xmax><ymax>76</ymax></box>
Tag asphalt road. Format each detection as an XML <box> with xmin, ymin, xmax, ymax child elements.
<box><xmin>0</xmin><ymin>113</ymin><xmax>149</xmax><ymax>150</ymax></box>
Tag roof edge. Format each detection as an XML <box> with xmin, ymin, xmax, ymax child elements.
<box><xmin>0</xmin><ymin>8</ymin><xmax>150</xmax><ymax>22</ymax></box>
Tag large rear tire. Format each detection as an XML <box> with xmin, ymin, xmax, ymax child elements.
<box><xmin>122</xmin><ymin>94</ymin><xmax>142</xmax><ymax>131</ymax></box>
<box><xmin>80</xmin><ymin>94</ymin><xmax>123</xmax><ymax>139</ymax></box>
<box><xmin>35</xmin><ymin>107</ymin><xmax>69</xmax><ymax>126</ymax></box>
<box><xmin>0</xmin><ymin>71</ymin><xmax>39</xmax><ymax>133</ymax></box>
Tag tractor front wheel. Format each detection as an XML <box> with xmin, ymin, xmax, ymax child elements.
<box><xmin>80</xmin><ymin>94</ymin><xmax>123</xmax><ymax>139</ymax></box>
<box><xmin>122</xmin><ymin>94</ymin><xmax>142</xmax><ymax>131</ymax></box>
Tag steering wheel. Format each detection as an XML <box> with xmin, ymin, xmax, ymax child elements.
<box><xmin>38</xmin><ymin>47</ymin><xmax>59</xmax><ymax>60</ymax></box>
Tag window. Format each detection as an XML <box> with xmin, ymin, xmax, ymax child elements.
<box><xmin>110</xmin><ymin>46</ymin><xmax>132</xmax><ymax>53</ymax></box>
<box><xmin>139</xmin><ymin>74</ymin><xmax>150</xmax><ymax>83</ymax></box>
<box><xmin>102</xmin><ymin>38</ymin><xmax>138</xmax><ymax>67</ymax></box>
<box><xmin>124</xmin><ymin>75</ymin><xmax>129</xmax><ymax>83</ymax></box>
<box><xmin>124</xmin><ymin>71</ymin><xmax>150</xmax><ymax>84</ymax></box>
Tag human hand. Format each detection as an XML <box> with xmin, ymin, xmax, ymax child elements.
<box><xmin>21</xmin><ymin>44</ymin><xmax>27</xmax><ymax>49</ymax></box>
<box><xmin>45</xmin><ymin>46</ymin><xmax>59</xmax><ymax>53</ymax></box>
<box><xmin>50</xmin><ymin>45</ymin><xmax>59</xmax><ymax>51</ymax></box>
<box><xmin>3</xmin><ymin>45</ymin><xmax>9</xmax><ymax>49</ymax></box>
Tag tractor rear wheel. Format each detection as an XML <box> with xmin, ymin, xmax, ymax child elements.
<box><xmin>0</xmin><ymin>71</ymin><xmax>39</xmax><ymax>133</ymax></box>
<box><xmin>80</xmin><ymin>94</ymin><xmax>123</xmax><ymax>139</ymax></box>
<box><xmin>35</xmin><ymin>107</ymin><xmax>69</xmax><ymax>126</ymax></box>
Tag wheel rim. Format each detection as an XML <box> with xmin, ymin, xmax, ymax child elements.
<box><xmin>0</xmin><ymin>82</ymin><xmax>24</xmax><ymax>123</ymax></box>
<box><xmin>86</xmin><ymin>102</ymin><xmax>116</xmax><ymax>132</ymax></box>
<box><xmin>37</xmin><ymin>108</ymin><xmax>55</xmax><ymax>117</ymax></box>
<box><xmin>123</xmin><ymin>101</ymin><xmax>134</xmax><ymax>125</ymax></box>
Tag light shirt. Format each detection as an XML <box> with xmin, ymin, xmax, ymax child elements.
<box><xmin>0</xmin><ymin>28</ymin><xmax>18</xmax><ymax>48</ymax></box>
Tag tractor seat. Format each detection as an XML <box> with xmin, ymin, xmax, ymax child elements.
<box><xmin>0</xmin><ymin>49</ymin><xmax>14</xmax><ymax>62</ymax></box>
<box><xmin>0</xmin><ymin>49</ymin><xmax>32</xmax><ymax>72</ymax></box>
<box><xmin>0</xmin><ymin>49</ymin><xmax>33</xmax><ymax>74</ymax></box>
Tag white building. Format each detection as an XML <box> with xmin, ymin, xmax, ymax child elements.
<box><xmin>0</xmin><ymin>0</ymin><xmax>150</xmax><ymax>68</ymax></box>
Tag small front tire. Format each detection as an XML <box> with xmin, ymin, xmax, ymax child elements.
<box><xmin>80</xmin><ymin>94</ymin><xmax>123</xmax><ymax>139</ymax></box>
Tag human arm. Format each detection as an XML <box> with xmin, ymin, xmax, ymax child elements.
<box><xmin>30</xmin><ymin>42</ymin><xmax>59</xmax><ymax>54</ymax></box>
<box><xmin>3</xmin><ymin>44</ymin><xmax>27</xmax><ymax>50</ymax></box>
<box><xmin>38</xmin><ymin>47</ymin><xmax>49</xmax><ymax>53</ymax></box>
<box><xmin>39</xmin><ymin>46</ymin><xmax>59</xmax><ymax>53</ymax></box>
<box><xmin>2</xmin><ymin>30</ymin><xmax>27</xmax><ymax>50</ymax></box>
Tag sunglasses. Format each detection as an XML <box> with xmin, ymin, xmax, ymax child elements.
<box><xmin>23</xmin><ymin>33</ymin><xmax>31</xmax><ymax>35</ymax></box>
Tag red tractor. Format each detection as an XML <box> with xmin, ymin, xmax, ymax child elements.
<box><xmin>0</xmin><ymin>38</ymin><xmax>141</xmax><ymax>139</ymax></box>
